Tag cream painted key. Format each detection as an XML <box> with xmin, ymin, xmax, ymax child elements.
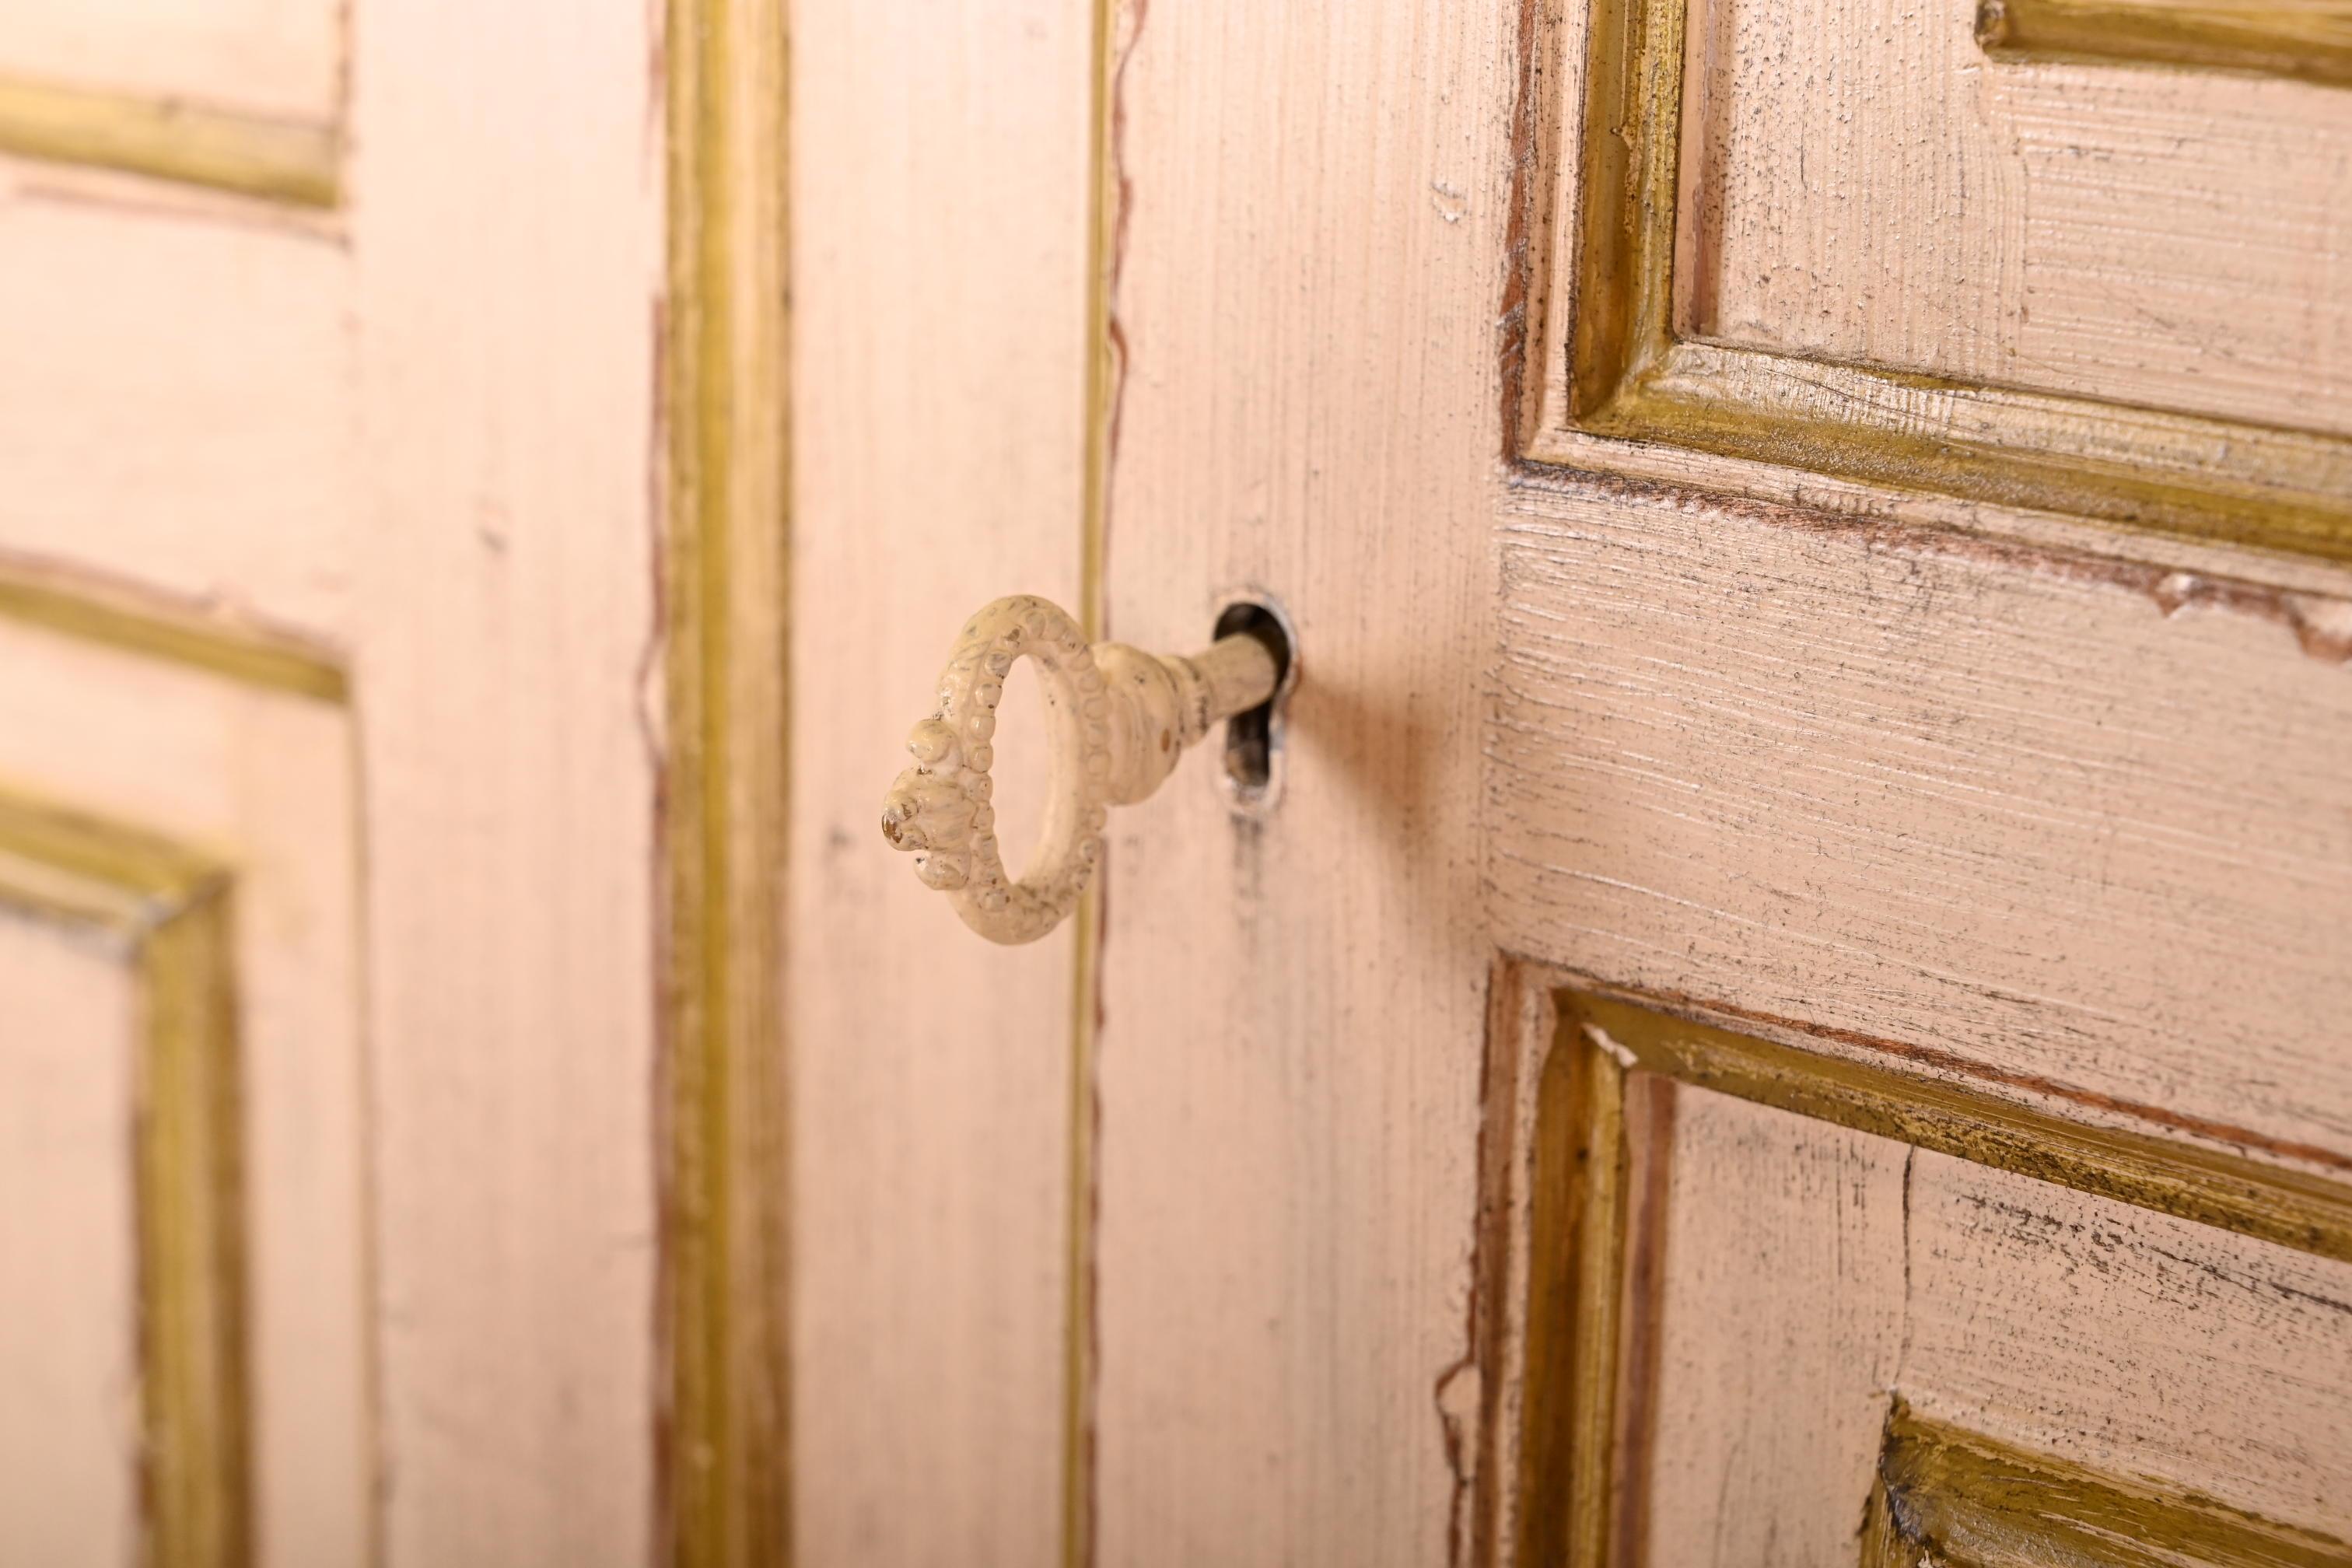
<box><xmin>880</xmin><ymin>594</ymin><xmax>1279</xmax><ymax>943</ymax></box>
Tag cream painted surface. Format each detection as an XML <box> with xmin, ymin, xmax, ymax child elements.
<box><xmin>1640</xmin><ymin>1084</ymin><xmax>2352</xmax><ymax>1553</ymax></box>
<box><xmin>0</xmin><ymin>618</ymin><xmax>366</xmax><ymax>1565</ymax></box>
<box><xmin>1681</xmin><ymin>0</ymin><xmax>2352</xmax><ymax>434</ymax></box>
<box><xmin>1488</xmin><ymin>481</ymin><xmax>2352</xmax><ymax>1173</ymax></box>
<box><xmin>0</xmin><ymin>0</ymin><xmax>662</xmax><ymax>1559</ymax></box>
<box><xmin>1095</xmin><ymin>0</ymin><xmax>1511</xmax><ymax>1559</ymax></box>
<box><xmin>1640</xmin><ymin>1087</ymin><xmax>1906</xmax><ymax>1568</ymax></box>
<box><xmin>0</xmin><ymin>915</ymin><xmax>138</xmax><ymax>1568</ymax></box>
<box><xmin>0</xmin><ymin>0</ymin><xmax>340</xmax><ymax>120</ymax></box>
<box><xmin>1</xmin><ymin>0</ymin><xmax>2343</xmax><ymax>1559</ymax></box>
<box><xmin>348</xmin><ymin>0</ymin><xmax>661</xmax><ymax>1556</ymax></box>
<box><xmin>0</xmin><ymin>181</ymin><xmax>353</xmax><ymax>635</ymax></box>
<box><xmin>878</xmin><ymin>594</ymin><xmax>1279</xmax><ymax>944</ymax></box>
<box><xmin>791</xmin><ymin>0</ymin><xmax>1090</xmax><ymax>1558</ymax></box>
<box><xmin>1062</xmin><ymin>0</ymin><xmax>2352</xmax><ymax>1560</ymax></box>
<box><xmin>1907</xmin><ymin>1149</ymin><xmax>2352</xmax><ymax>1532</ymax></box>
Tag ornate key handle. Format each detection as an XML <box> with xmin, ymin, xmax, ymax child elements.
<box><xmin>880</xmin><ymin>594</ymin><xmax>1280</xmax><ymax>943</ymax></box>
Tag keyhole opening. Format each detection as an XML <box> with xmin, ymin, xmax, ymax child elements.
<box><xmin>1213</xmin><ymin>593</ymin><xmax>1297</xmax><ymax>814</ymax></box>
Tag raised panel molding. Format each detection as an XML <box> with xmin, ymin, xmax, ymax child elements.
<box><xmin>659</xmin><ymin>0</ymin><xmax>790</xmax><ymax>1561</ymax></box>
<box><xmin>1977</xmin><ymin>0</ymin><xmax>2352</xmax><ymax>89</ymax></box>
<box><xmin>1864</xmin><ymin>1402</ymin><xmax>2352</xmax><ymax>1566</ymax></box>
<box><xmin>0</xmin><ymin>562</ymin><xmax>348</xmax><ymax>703</ymax></box>
<box><xmin>0</xmin><ymin>0</ymin><xmax>345</xmax><ymax>205</ymax></box>
<box><xmin>1514</xmin><ymin>0</ymin><xmax>2352</xmax><ymax>565</ymax></box>
<box><xmin>1469</xmin><ymin>972</ymin><xmax>2352</xmax><ymax>1566</ymax></box>
<box><xmin>0</xmin><ymin>792</ymin><xmax>250</xmax><ymax>1568</ymax></box>
<box><xmin>0</xmin><ymin>560</ymin><xmax>364</xmax><ymax>1568</ymax></box>
<box><xmin>0</xmin><ymin>74</ymin><xmax>338</xmax><ymax>206</ymax></box>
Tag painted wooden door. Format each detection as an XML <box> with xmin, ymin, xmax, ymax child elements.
<box><xmin>803</xmin><ymin>0</ymin><xmax>2352</xmax><ymax>1565</ymax></box>
<box><xmin>0</xmin><ymin>2</ymin><xmax>786</xmax><ymax>1564</ymax></box>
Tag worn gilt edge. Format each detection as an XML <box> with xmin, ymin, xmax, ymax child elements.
<box><xmin>1976</xmin><ymin>0</ymin><xmax>2352</xmax><ymax>90</ymax></box>
<box><xmin>0</xmin><ymin>555</ymin><xmax>348</xmax><ymax>703</ymax></box>
<box><xmin>1864</xmin><ymin>1401</ymin><xmax>2352</xmax><ymax>1566</ymax></box>
<box><xmin>1063</xmin><ymin>0</ymin><xmax>1137</xmax><ymax>1561</ymax></box>
<box><xmin>658</xmin><ymin>0</ymin><xmax>791</xmax><ymax>1563</ymax></box>
<box><xmin>0</xmin><ymin>555</ymin><xmax>352</xmax><ymax>1568</ymax></box>
<box><xmin>1473</xmin><ymin>961</ymin><xmax>2352</xmax><ymax>1567</ymax></box>
<box><xmin>1515</xmin><ymin>0</ymin><xmax>2352</xmax><ymax>569</ymax></box>
<box><xmin>0</xmin><ymin>72</ymin><xmax>340</xmax><ymax>208</ymax></box>
<box><xmin>0</xmin><ymin>789</ymin><xmax>251</xmax><ymax>1568</ymax></box>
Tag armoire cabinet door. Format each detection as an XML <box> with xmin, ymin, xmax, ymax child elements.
<box><xmin>811</xmin><ymin>0</ymin><xmax>2352</xmax><ymax>1563</ymax></box>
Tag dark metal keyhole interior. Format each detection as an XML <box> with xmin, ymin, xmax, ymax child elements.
<box><xmin>1213</xmin><ymin>597</ymin><xmax>1295</xmax><ymax>810</ymax></box>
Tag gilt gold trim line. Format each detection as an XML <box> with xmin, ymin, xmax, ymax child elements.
<box><xmin>1977</xmin><ymin>0</ymin><xmax>2352</xmax><ymax>89</ymax></box>
<box><xmin>659</xmin><ymin>0</ymin><xmax>792</xmax><ymax>1561</ymax></box>
<box><xmin>1513</xmin><ymin>1017</ymin><xmax>1630</xmax><ymax>1568</ymax></box>
<box><xmin>0</xmin><ymin>73</ymin><xmax>339</xmax><ymax>208</ymax></box>
<box><xmin>1612</xmin><ymin>341</ymin><xmax>2352</xmax><ymax>562</ymax></box>
<box><xmin>1062</xmin><ymin>2</ymin><xmax>1129</xmax><ymax>1563</ymax></box>
<box><xmin>1863</xmin><ymin>1402</ymin><xmax>2352</xmax><ymax>1566</ymax></box>
<box><xmin>1500</xmin><ymin>983</ymin><xmax>2352</xmax><ymax>1566</ymax></box>
<box><xmin>0</xmin><ymin>562</ymin><xmax>348</xmax><ymax>704</ymax></box>
<box><xmin>0</xmin><ymin>789</ymin><xmax>250</xmax><ymax>1568</ymax></box>
<box><xmin>1573</xmin><ymin>991</ymin><xmax>2352</xmax><ymax>1262</ymax></box>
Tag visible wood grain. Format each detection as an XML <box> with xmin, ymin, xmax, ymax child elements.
<box><xmin>1684</xmin><ymin>0</ymin><xmax>2352</xmax><ymax>436</ymax></box>
<box><xmin>1905</xmin><ymin>1150</ymin><xmax>2352</xmax><ymax>1538</ymax></box>
<box><xmin>349</xmin><ymin>0</ymin><xmax>663</xmax><ymax>1556</ymax></box>
<box><xmin>1639</xmin><ymin>1087</ymin><xmax>1906</xmax><ymax>1568</ymax></box>
<box><xmin>1610</xmin><ymin>1077</ymin><xmax>2352</xmax><ymax>1555</ymax></box>
<box><xmin>1489</xmin><ymin>474</ymin><xmax>2352</xmax><ymax>1174</ymax></box>
<box><xmin>1527</xmin><ymin>0</ymin><xmax>2352</xmax><ymax>565</ymax></box>
<box><xmin>1094</xmin><ymin>0</ymin><xmax>1517</xmax><ymax>1559</ymax></box>
<box><xmin>789</xmin><ymin>0</ymin><xmax>1091</xmax><ymax>1560</ymax></box>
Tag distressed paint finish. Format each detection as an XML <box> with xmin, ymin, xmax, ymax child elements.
<box><xmin>1093</xmin><ymin>0</ymin><xmax>1514</xmax><ymax>1559</ymax></box>
<box><xmin>1979</xmin><ymin>0</ymin><xmax>2352</xmax><ymax>87</ymax></box>
<box><xmin>0</xmin><ymin>609</ymin><xmax>363</xmax><ymax>1567</ymax></box>
<box><xmin>1570</xmin><ymin>992</ymin><xmax>2352</xmax><ymax>1260</ymax></box>
<box><xmin>1636</xmin><ymin>1090</ymin><xmax>2352</xmax><ymax>1556</ymax></box>
<box><xmin>1867</xmin><ymin>1405</ymin><xmax>2352</xmax><ymax>1566</ymax></box>
<box><xmin>1522</xmin><ymin>0</ymin><xmax>2352</xmax><ymax>563</ymax></box>
<box><xmin>1903</xmin><ymin>1150</ymin><xmax>2352</xmax><ymax>1535</ymax></box>
<box><xmin>790</xmin><ymin>0</ymin><xmax>1093</xmax><ymax>1560</ymax></box>
<box><xmin>6</xmin><ymin>0</ymin><xmax>2349</xmax><ymax>1554</ymax></box>
<box><xmin>880</xmin><ymin>595</ymin><xmax>1279</xmax><ymax>944</ymax></box>
<box><xmin>1481</xmin><ymin>989</ymin><xmax>2352</xmax><ymax>1563</ymax></box>
<box><xmin>1684</xmin><ymin>0</ymin><xmax>2352</xmax><ymax>435</ymax></box>
<box><xmin>999</xmin><ymin>0</ymin><xmax>2352</xmax><ymax>1559</ymax></box>
<box><xmin>1642</xmin><ymin>1090</ymin><xmax>1906</xmax><ymax>1568</ymax></box>
<box><xmin>351</xmin><ymin>0</ymin><xmax>664</xmax><ymax>1556</ymax></box>
<box><xmin>1489</xmin><ymin>478</ymin><xmax>2352</xmax><ymax>1174</ymax></box>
